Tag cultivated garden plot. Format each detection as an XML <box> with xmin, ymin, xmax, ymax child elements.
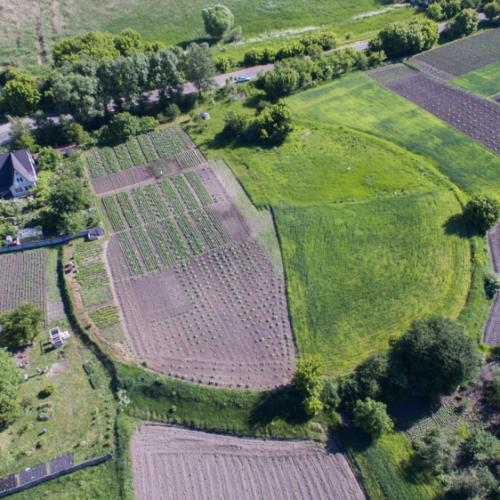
<box><xmin>98</xmin><ymin>146</ymin><xmax>295</xmax><ymax>388</ymax></box>
<box><xmin>378</xmin><ymin>69</ymin><xmax>500</xmax><ymax>155</ymax></box>
<box><xmin>131</xmin><ymin>425</ymin><xmax>365</xmax><ymax>500</ymax></box>
<box><xmin>410</xmin><ymin>28</ymin><xmax>500</xmax><ymax>79</ymax></box>
<box><xmin>0</xmin><ymin>249</ymin><xmax>47</xmax><ymax>315</ymax></box>
<box><xmin>88</xmin><ymin>128</ymin><xmax>205</xmax><ymax>195</ymax></box>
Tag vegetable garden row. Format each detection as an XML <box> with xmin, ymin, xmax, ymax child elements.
<box><xmin>86</xmin><ymin>128</ymin><xmax>195</xmax><ymax>178</ymax></box>
<box><xmin>101</xmin><ymin>174</ymin><xmax>227</xmax><ymax>276</ymax></box>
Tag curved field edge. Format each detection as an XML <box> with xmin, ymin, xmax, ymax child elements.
<box><xmin>289</xmin><ymin>72</ymin><xmax>500</xmax><ymax>200</ymax></box>
<box><xmin>275</xmin><ymin>190</ymin><xmax>471</xmax><ymax>374</ymax></box>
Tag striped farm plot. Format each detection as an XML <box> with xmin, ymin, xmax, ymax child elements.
<box><xmin>99</xmin><ymin>160</ymin><xmax>295</xmax><ymax>389</ymax></box>
<box><xmin>131</xmin><ymin>425</ymin><xmax>365</xmax><ymax>500</ymax></box>
<box><xmin>85</xmin><ymin>128</ymin><xmax>198</xmax><ymax>179</ymax></box>
<box><xmin>0</xmin><ymin>249</ymin><xmax>47</xmax><ymax>315</ymax></box>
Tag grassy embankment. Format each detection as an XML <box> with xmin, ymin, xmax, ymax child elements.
<box><xmin>451</xmin><ymin>60</ymin><xmax>500</xmax><ymax>97</ymax></box>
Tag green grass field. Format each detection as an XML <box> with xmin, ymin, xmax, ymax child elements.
<box><xmin>344</xmin><ymin>431</ymin><xmax>442</xmax><ymax>499</ymax></box>
<box><xmin>451</xmin><ymin>60</ymin><xmax>500</xmax><ymax>97</ymax></box>
<box><xmin>276</xmin><ymin>191</ymin><xmax>470</xmax><ymax>374</ymax></box>
<box><xmin>289</xmin><ymin>73</ymin><xmax>500</xmax><ymax>199</ymax></box>
<box><xmin>0</xmin><ymin>0</ymin><xmax>414</xmax><ymax>70</ymax></box>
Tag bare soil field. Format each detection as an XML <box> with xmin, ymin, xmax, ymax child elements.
<box><xmin>374</xmin><ymin>67</ymin><xmax>500</xmax><ymax>154</ymax></box>
<box><xmin>98</xmin><ymin>135</ymin><xmax>295</xmax><ymax>389</ymax></box>
<box><xmin>410</xmin><ymin>28</ymin><xmax>500</xmax><ymax>78</ymax></box>
<box><xmin>92</xmin><ymin>165</ymin><xmax>157</xmax><ymax>195</ymax></box>
<box><xmin>487</xmin><ymin>224</ymin><xmax>500</xmax><ymax>273</ymax></box>
<box><xmin>131</xmin><ymin>424</ymin><xmax>365</xmax><ymax>500</ymax></box>
<box><xmin>0</xmin><ymin>249</ymin><xmax>47</xmax><ymax>315</ymax></box>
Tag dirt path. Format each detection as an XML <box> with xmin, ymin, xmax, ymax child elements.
<box><xmin>131</xmin><ymin>424</ymin><xmax>365</xmax><ymax>500</ymax></box>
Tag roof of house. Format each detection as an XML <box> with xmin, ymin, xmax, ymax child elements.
<box><xmin>0</xmin><ymin>150</ymin><xmax>36</xmax><ymax>194</ymax></box>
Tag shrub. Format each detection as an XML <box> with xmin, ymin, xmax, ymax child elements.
<box><xmin>462</xmin><ymin>429</ymin><xmax>498</xmax><ymax>463</ymax></box>
<box><xmin>483</xmin><ymin>1</ymin><xmax>500</xmax><ymax>20</ymax></box>
<box><xmin>446</xmin><ymin>466</ymin><xmax>497</xmax><ymax>498</ymax></box>
<box><xmin>440</xmin><ymin>0</ymin><xmax>463</xmax><ymax>19</ymax></box>
<box><xmin>449</xmin><ymin>8</ymin><xmax>479</xmax><ymax>37</ymax></box>
<box><xmin>484</xmin><ymin>271</ymin><xmax>500</xmax><ymax>298</ymax></box>
<box><xmin>37</xmin><ymin>147</ymin><xmax>63</xmax><ymax>172</ymax></box>
<box><xmin>252</xmin><ymin>101</ymin><xmax>293</xmax><ymax>144</ymax></box>
<box><xmin>275</xmin><ymin>43</ymin><xmax>305</xmax><ymax>61</ymax></box>
<box><xmin>427</xmin><ymin>3</ymin><xmax>445</xmax><ymax>20</ymax></box>
<box><xmin>378</xmin><ymin>19</ymin><xmax>439</xmax><ymax>59</ymax></box>
<box><xmin>222</xmin><ymin>111</ymin><xmax>249</xmax><ymax>139</ymax></box>
<box><xmin>215</xmin><ymin>56</ymin><xmax>234</xmax><ymax>73</ymax></box>
<box><xmin>353</xmin><ymin>398</ymin><xmax>394</xmax><ymax>437</ymax></box>
<box><xmin>464</xmin><ymin>195</ymin><xmax>499</xmax><ymax>234</ymax></box>
<box><xmin>202</xmin><ymin>5</ymin><xmax>234</xmax><ymax>38</ymax></box>
<box><xmin>38</xmin><ymin>384</ymin><xmax>55</xmax><ymax>399</ymax></box>
<box><xmin>292</xmin><ymin>358</ymin><xmax>324</xmax><ymax>417</ymax></box>
<box><xmin>414</xmin><ymin>427</ymin><xmax>457</xmax><ymax>474</ymax></box>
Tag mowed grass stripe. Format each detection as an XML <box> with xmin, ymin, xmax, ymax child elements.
<box><xmin>276</xmin><ymin>190</ymin><xmax>470</xmax><ymax>375</ymax></box>
<box><xmin>289</xmin><ymin>72</ymin><xmax>500</xmax><ymax>199</ymax></box>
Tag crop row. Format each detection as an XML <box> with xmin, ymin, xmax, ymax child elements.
<box><xmin>175</xmin><ymin>149</ymin><xmax>205</xmax><ymax>169</ymax></box>
<box><xmin>171</xmin><ymin>176</ymin><xmax>199</xmax><ymax>211</ymax></box>
<box><xmin>158</xmin><ymin>179</ymin><xmax>184</xmax><ymax>216</ymax></box>
<box><xmin>185</xmin><ymin>171</ymin><xmax>213</xmax><ymax>206</ymax></box>
<box><xmin>131</xmin><ymin>187</ymin><xmax>153</xmax><ymax>223</ymax></box>
<box><xmin>89</xmin><ymin>305</ymin><xmax>121</xmax><ymax>330</ymax></box>
<box><xmin>114</xmin><ymin>143</ymin><xmax>134</xmax><ymax>169</ymax></box>
<box><xmin>116</xmin><ymin>192</ymin><xmax>142</xmax><ymax>228</ymax></box>
<box><xmin>144</xmin><ymin>184</ymin><xmax>170</xmax><ymax>220</ymax></box>
<box><xmin>150</xmin><ymin>128</ymin><xmax>190</xmax><ymax>157</ymax></box>
<box><xmin>131</xmin><ymin>226</ymin><xmax>161</xmax><ymax>273</ymax></box>
<box><xmin>146</xmin><ymin>223</ymin><xmax>174</xmax><ymax>267</ymax></box>
<box><xmin>137</xmin><ymin>134</ymin><xmax>159</xmax><ymax>163</ymax></box>
<box><xmin>407</xmin><ymin>402</ymin><xmax>459</xmax><ymax>442</ymax></box>
<box><xmin>159</xmin><ymin>218</ymin><xmax>189</xmax><ymax>260</ymax></box>
<box><xmin>102</xmin><ymin>196</ymin><xmax>126</xmax><ymax>232</ymax></box>
<box><xmin>126</xmin><ymin>137</ymin><xmax>147</xmax><ymax>166</ymax></box>
<box><xmin>117</xmin><ymin>233</ymin><xmax>143</xmax><ymax>276</ymax></box>
<box><xmin>101</xmin><ymin>147</ymin><xmax>121</xmax><ymax>174</ymax></box>
<box><xmin>191</xmin><ymin>210</ymin><xmax>223</xmax><ymax>249</ymax></box>
<box><xmin>86</xmin><ymin>149</ymin><xmax>106</xmax><ymax>177</ymax></box>
<box><xmin>204</xmin><ymin>206</ymin><xmax>229</xmax><ymax>243</ymax></box>
<box><xmin>175</xmin><ymin>212</ymin><xmax>204</xmax><ymax>255</ymax></box>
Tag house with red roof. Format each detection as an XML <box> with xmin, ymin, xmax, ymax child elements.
<box><xmin>0</xmin><ymin>150</ymin><xmax>37</xmax><ymax>198</ymax></box>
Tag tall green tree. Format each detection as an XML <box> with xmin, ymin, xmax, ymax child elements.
<box><xmin>202</xmin><ymin>5</ymin><xmax>235</xmax><ymax>38</ymax></box>
<box><xmin>390</xmin><ymin>317</ymin><xmax>480</xmax><ymax>397</ymax></box>
<box><xmin>183</xmin><ymin>43</ymin><xmax>215</xmax><ymax>95</ymax></box>
<box><xmin>1</xmin><ymin>73</ymin><xmax>40</xmax><ymax>115</ymax></box>
<box><xmin>148</xmin><ymin>49</ymin><xmax>185</xmax><ymax>100</ymax></box>
<box><xmin>464</xmin><ymin>195</ymin><xmax>499</xmax><ymax>234</ymax></box>
<box><xmin>0</xmin><ymin>302</ymin><xmax>44</xmax><ymax>348</ymax></box>
<box><xmin>292</xmin><ymin>358</ymin><xmax>324</xmax><ymax>417</ymax></box>
<box><xmin>114</xmin><ymin>28</ymin><xmax>143</xmax><ymax>56</ymax></box>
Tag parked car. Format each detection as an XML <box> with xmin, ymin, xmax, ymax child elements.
<box><xmin>235</xmin><ymin>75</ymin><xmax>251</xmax><ymax>83</ymax></box>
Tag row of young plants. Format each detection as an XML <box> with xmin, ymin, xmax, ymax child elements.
<box><xmin>86</xmin><ymin>129</ymin><xmax>196</xmax><ymax>178</ymax></box>
<box><xmin>89</xmin><ymin>305</ymin><xmax>121</xmax><ymax>330</ymax></box>
<box><xmin>185</xmin><ymin>171</ymin><xmax>213</xmax><ymax>206</ymax></box>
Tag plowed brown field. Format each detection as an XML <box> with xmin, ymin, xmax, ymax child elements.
<box><xmin>131</xmin><ymin>424</ymin><xmax>365</xmax><ymax>500</ymax></box>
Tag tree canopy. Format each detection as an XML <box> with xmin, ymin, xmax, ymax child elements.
<box><xmin>0</xmin><ymin>71</ymin><xmax>40</xmax><ymax>115</ymax></box>
<box><xmin>0</xmin><ymin>302</ymin><xmax>44</xmax><ymax>349</ymax></box>
<box><xmin>390</xmin><ymin>317</ymin><xmax>480</xmax><ymax>397</ymax></box>
<box><xmin>292</xmin><ymin>358</ymin><xmax>324</xmax><ymax>417</ymax></box>
<box><xmin>202</xmin><ymin>5</ymin><xmax>235</xmax><ymax>38</ymax></box>
<box><xmin>353</xmin><ymin>397</ymin><xmax>394</xmax><ymax>437</ymax></box>
<box><xmin>464</xmin><ymin>195</ymin><xmax>499</xmax><ymax>234</ymax></box>
<box><xmin>182</xmin><ymin>43</ymin><xmax>215</xmax><ymax>94</ymax></box>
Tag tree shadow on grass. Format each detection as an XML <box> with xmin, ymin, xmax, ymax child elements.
<box><xmin>443</xmin><ymin>213</ymin><xmax>474</xmax><ymax>239</ymax></box>
<box><xmin>248</xmin><ymin>386</ymin><xmax>308</xmax><ymax>429</ymax></box>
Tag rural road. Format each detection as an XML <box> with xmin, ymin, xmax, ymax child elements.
<box><xmin>0</xmin><ymin>15</ymin><xmax>486</xmax><ymax>146</ymax></box>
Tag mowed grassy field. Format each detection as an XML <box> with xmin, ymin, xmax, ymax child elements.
<box><xmin>276</xmin><ymin>190</ymin><xmax>470</xmax><ymax>374</ymax></box>
<box><xmin>451</xmin><ymin>60</ymin><xmax>500</xmax><ymax>97</ymax></box>
<box><xmin>0</xmin><ymin>0</ymin><xmax>414</xmax><ymax>69</ymax></box>
<box><xmin>290</xmin><ymin>73</ymin><xmax>500</xmax><ymax>200</ymax></box>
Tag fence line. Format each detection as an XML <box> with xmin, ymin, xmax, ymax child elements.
<box><xmin>0</xmin><ymin>228</ymin><xmax>102</xmax><ymax>254</ymax></box>
<box><xmin>0</xmin><ymin>454</ymin><xmax>112</xmax><ymax>498</ymax></box>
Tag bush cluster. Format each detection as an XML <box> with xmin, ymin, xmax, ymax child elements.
<box><xmin>242</xmin><ymin>31</ymin><xmax>336</xmax><ymax>66</ymax></box>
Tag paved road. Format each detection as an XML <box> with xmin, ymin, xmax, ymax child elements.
<box><xmin>0</xmin><ymin>16</ymin><xmax>486</xmax><ymax>146</ymax></box>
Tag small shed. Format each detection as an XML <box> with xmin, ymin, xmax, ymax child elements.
<box><xmin>18</xmin><ymin>227</ymin><xmax>43</xmax><ymax>244</ymax></box>
<box><xmin>49</xmin><ymin>327</ymin><xmax>70</xmax><ymax>348</ymax></box>
<box><xmin>87</xmin><ymin>227</ymin><xmax>105</xmax><ymax>241</ymax></box>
